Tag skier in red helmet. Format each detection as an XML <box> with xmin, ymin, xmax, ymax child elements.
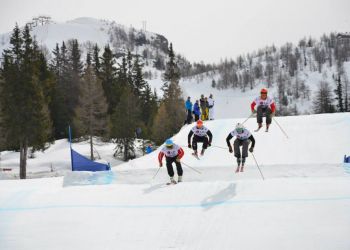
<box><xmin>188</xmin><ymin>120</ymin><xmax>213</xmax><ymax>157</ymax></box>
<box><xmin>251</xmin><ymin>88</ymin><xmax>276</xmax><ymax>132</ymax></box>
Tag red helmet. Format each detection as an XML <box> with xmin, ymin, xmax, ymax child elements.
<box><xmin>197</xmin><ymin>120</ymin><xmax>203</xmax><ymax>127</ymax></box>
<box><xmin>260</xmin><ymin>88</ymin><xmax>268</xmax><ymax>94</ymax></box>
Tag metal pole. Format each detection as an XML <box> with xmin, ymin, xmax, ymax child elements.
<box><xmin>272</xmin><ymin>117</ymin><xmax>289</xmax><ymax>139</ymax></box>
<box><xmin>152</xmin><ymin>167</ymin><xmax>161</xmax><ymax>180</ymax></box>
<box><xmin>211</xmin><ymin>145</ymin><xmax>227</xmax><ymax>150</ymax></box>
<box><xmin>68</xmin><ymin>126</ymin><xmax>73</xmax><ymax>171</ymax></box>
<box><xmin>242</xmin><ymin>113</ymin><xmax>254</xmax><ymax>125</ymax></box>
<box><xmin>251</xmin><ymin>152</ymin><xmax>265</xmax><ymax>180</ymax></box>
<box><xmin>182</xmin><ymin>161</ymin><xmax>202</xmax><ymax>174</ymax></box>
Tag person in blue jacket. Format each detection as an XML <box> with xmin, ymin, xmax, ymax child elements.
<box><xmin>193</xmin><ymin>100</ymin><xmax>201</xmax><ymax>122</ymax></box>
<box><xmin>184</xmin><ymin>96</ymin><xmax>193</xmax><ymax>124</ymax></box>
<box><xmin>145</xmin><ymin>144</ymin><xmax>153</xmax><ymax>154</ymax></box>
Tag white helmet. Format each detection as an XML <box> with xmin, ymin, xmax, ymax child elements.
<box><xmin>235</xmin><ymin>123</ymin><xmax>244</xmax><ymax>133</ymax></box>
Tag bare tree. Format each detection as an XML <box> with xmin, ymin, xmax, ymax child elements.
<box><xmin>74</xmin><ymin>62</ymin><xmax>109</xmax><ymax>160</ymax></box>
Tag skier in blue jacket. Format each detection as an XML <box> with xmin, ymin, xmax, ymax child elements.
<box><xmin>193</xmin><ymin>100</ymin><xmax>201</xmax><ymax>122</ymax></box>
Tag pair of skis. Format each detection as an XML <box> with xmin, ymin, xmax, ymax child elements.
<box><xmin>254</xmin><ymin>125</ymin><xmax>269</xmax><ymax>132</ymax></box>
<box><xmin>191</xmin><ymin>152</ymin><xmax>205</xmax><ymax>160</ymax></box>
<box><xmin>235</xmin><ymin>166</ymin><xmax>245</xmax><ymax>173</ymax></box>
<box><xmin>166</xmin><ymin>180</ymin><xmax>181</xmax><ymax>185</ymax></box>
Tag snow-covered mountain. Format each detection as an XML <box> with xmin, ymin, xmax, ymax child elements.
<box><xmin>0</xmin><ymin>17</ymin><xmax>170</xmax><ymax>76</ymax></box>
<box><xmin>1</xmin><ymin>113</ymin><xmax>349</xmax><ymax>249</ymax></box>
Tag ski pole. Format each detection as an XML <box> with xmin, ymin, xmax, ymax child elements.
<box><xmin>242</xmin><ymin>113</ymin><xmax>254</xmax><ymax>125</ymax></box>
<box><xmin>211</xmin><ymin>145</ymin><xmax>227</xmax><ymax>150</ymax></box>
<box><xmin>272</xmin><ymin>117</ymin><xmax>289</xmax><ymax>139</ymax></box>
<box><xmin>182</xmin><ymin>161</ymin><xmax>202</xmax><ymax>174</ymax></box>
<box><xmin>251</xmin><ymin>152</ymin><xmax>265</xmax><ymax>180</ymax></box>
<box><xmin>151</xmin><ymin>167</ymin><xmax>161</xmax><ymax>180</ymax></box>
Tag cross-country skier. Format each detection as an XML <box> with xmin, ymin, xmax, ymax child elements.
<box><xmin>188</xmin><ymin>120</ymin><xmax>213</xmax><ymax>156</ymax></box>
<box><xmin>251</xmin><ymin>88</ymin><xmax>276</xmax><ymax>132</ymax></box>
<box><xmin>158</xmin><ymin>139</ymin><xmax>184</xmax><ymax>184</ymax></box>
<box><xmin>226</xmin><ymin>123</ymin><xmax>255</xmax><ymax>172</ymax></box>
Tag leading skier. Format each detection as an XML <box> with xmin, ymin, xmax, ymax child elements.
<box><xmin>158</xmin><ymin>139</ymin><xmax>185</xmax><ymax>184</ymax></box>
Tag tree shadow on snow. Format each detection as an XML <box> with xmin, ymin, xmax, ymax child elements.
<box><xmin>201</xmin><ymin>183</ymin><xmax>237</xmax><ymax>211</ymax></box>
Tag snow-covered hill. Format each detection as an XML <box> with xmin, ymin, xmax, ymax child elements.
<box><xmin>0</xmin><ymin>17</ymin><xmax>169</xmax><ymax>75</ymax></box>
<box><xmin>0</xmin><ymin>113</ymin><xmax>349</xmax><ymax>250</ymax></box>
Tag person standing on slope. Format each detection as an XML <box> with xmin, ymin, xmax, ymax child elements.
<box><xmin>207</xmin><ymin>94</ymin><xmax>215</xmax><ymax>120</ymax></box>
<box><xmin>193</xmin><ymin>100</ymin><xmax>201</xmax><ymax>122</ymax></box>
<box><xmin>184</xmin><ymin>96</ymin><xmax>193</xmax><ymax>125</ymax></box>
<box><xmin>226</xmin><ymin>123</ymin><xmax>255</xmax><ymax>173</ymax></box>
<box><xmin>251</xmin><ymin>88</ymin><xmax>276</xmax><ymax>132</ymax></box>
<box><xmin>158</xmin><ymin>139</ymin><xmax>185</xmax><ymax>184</ymax></box>
<box><xmin>188</xmin><ymin>120</ymin><xmax>213</xmax><ymax>156</ymax></box>
<box><xmin>200</xmin><ymin>94</ymin><xmax>207</xmax><ymax>121</ymax></box>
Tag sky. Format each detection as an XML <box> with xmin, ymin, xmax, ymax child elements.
<box><xmin>0</xmin><ymin>0</ymin><xmax>349</xmax><ymax>63</ymax></box>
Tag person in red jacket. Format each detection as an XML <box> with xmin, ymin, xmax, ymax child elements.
<box><xmin>158</xmin><ymin>139</ymin><xmax>185</xmax><ymax>184</ymax></box>
<box><xmin>251</xmin><ymin>88</ymin><xmax>276</xmax><ymax>132</ymax></box>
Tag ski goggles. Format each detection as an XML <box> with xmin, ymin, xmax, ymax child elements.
<box><xmin>236</xmin><ymin>128</ymin><xmax>244</xmax><ymax>133</ymax></box>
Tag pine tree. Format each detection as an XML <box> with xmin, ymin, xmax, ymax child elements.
<box><xmin>100</xmin><ymin>45</ymin><xmax>117</xmax><ymax>114</ymax></box>
<box><xmin>0</xmin><ymin>74</ymin><xmax>6</xmax><ymax>151</ymax></box>
<box><xmin>66</xmin><ymin>39</ymin><xmax>83</xmax><ymax>131</ymax></box>
<box><xmin>126</xmin><ymin>50</ymin><xmax>133</xmax><ymax>88</ymax></box>
<box><xmin>153</xmin><ymin>43</ymin><xmax>184</xmax><ymax>144</ymax></box>
<box><xmin>92</xmin><ymin>44</ymin><xmax>101</xmax><ymax>77</ymax></box>
<box><xmin>50</xmin><ymin>42</ymin><xmax>70</xmax><ymax>138</ymax></box>
<box><xmin>313</xmin><ymin>81</ymin><xmax>335</xmax><ymax>114</ymax></box>
<box><xmin>74</xmin><ymin>55</ymin><xmax>109</xmax><ymax>160</ymax></box>
<box><xmin>132</xmin><ymin>55</ymin><xmax>147</xmax><ymax>96</ymax></box>
<box><xmin>161</xmin><ymin>43</ymin><xmax>180</xmax><ymax>98</ymax></box>
<box><xmin>334</xmin><ymin>75</ymin><xmax>344</xmax><ymax>112</ymax></box>
<box><xmin>51</xmin><ymin>43</ymin><xmax>61</xmax><ymax>77</ymax></box>
<box><xmin>110</xmin><ymin>87</ymin><xmax>141</xmax><ymax>161</ymax></box>
<box><xmin>0</xmin><ymin>25</ymin><xmax>51</xmax><ymax>179</ymax></box>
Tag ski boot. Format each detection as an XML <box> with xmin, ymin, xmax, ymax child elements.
<box><xmin>169</xmin><ymin>177</ymin><xmax>177</xmax><ymax>185</ymax></box>
<box><xmin>178</xmin><ymin>176</ymin><xmax>183</xmax><ymax>183</ymax></box>
<box><xmin>255</xmin><ymin>123</ymin><xmax>263</xmax><ymax>132</ymax></box>
<box><xmin>200</xmin><ymin>148</ymin><xmax>205</xmax><ymax>156</ymax></box>
<box><xmin>235</xmin><ymin>158</ymin><xmax>241</xmax><ymax>173</ymax></box>
<box><xmin>265</xmin><ymin>124</ymin><xmax>270</xmax><ymax>132</ymax></box>
<box><xmin>240</xmin><ymin>158</ymin><xmax>246</xmax><ymax>172</ymax></box>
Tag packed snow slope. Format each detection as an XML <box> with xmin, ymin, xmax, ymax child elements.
<box><xmin>1</xmin><ymin>113</ymin><xmax>350</xmax><ymax>250</ymax></box>
<box><xmin>0</xmin><ymin>138</ymin><xmax>122</xmax><ymax>179</ymax></box>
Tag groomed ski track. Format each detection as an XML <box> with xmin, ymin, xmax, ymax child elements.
<box><xmin>0</xmin><ymin>113</ymin><xmax>350</xmax><ymax>250</ymax></box>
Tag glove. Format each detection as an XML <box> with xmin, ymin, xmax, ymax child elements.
<box><xmin>176</xmin><ymin>157</ymin><xmax>181</xmax><ymax>163</ymax></box>
<box><xmin>229</xmin><ymin>146</ymin><xmax>233</xmax><ymax>153</ymax></box>
<box><xmin>249</xmin><ymin>147</ymin><xmax>254</xmax><ymax>153</ymax></box>
<box><xmin>208</xmin><ymin>142</ymin><xmax>211</xmax><ymax>147</ymax></box>
<box><xmin>159</xmin><ymin>162</ymin><xmax>163</xmax><ymax>167</ymax></box>
<box><xmin>188</xmin><ymin>144</ymin><xmax>192</xmax><ymax>148</ymax></box>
